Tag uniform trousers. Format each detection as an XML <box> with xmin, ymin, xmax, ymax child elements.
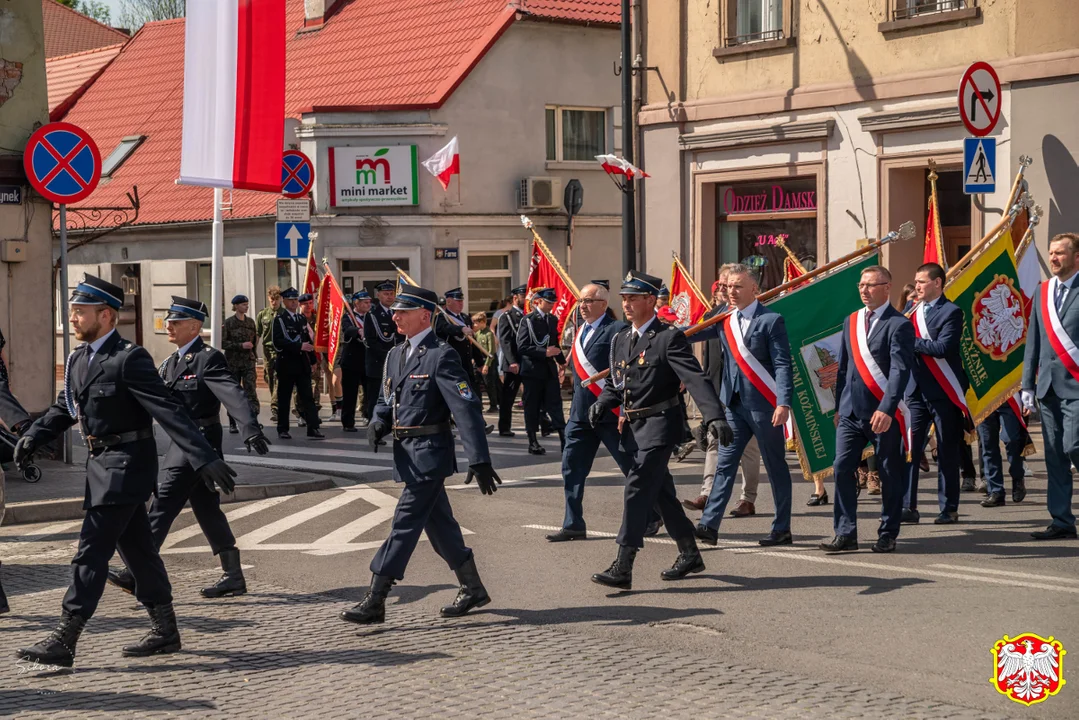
<box><xmin>1036</xmin><ymin>390</ymin><xmax>1079</xmax><ymax>530</ymax></box>
<box><xmin>363</xmin><ymin>375</ymin><xmax>383</xmax><ymax>421</ymax></box>
<box><xmin>616</xmin><ymin>421</ymin><xmax>696</xmax><ymax>549</ymax></box>
<box><xmin>369</xmin><ymin>477</ymin><xmax>471</xmax><ymax>580</ymax></box>
<box><xmin>522</xmin><ymin>374</ymin><xmax>564</xmax><ymax>435</ymax></box>
<box><xmin>64</xmin><ymin>502</ymin><xmax>172</xmax><ymax>619</ymax></box>
<box><xmin>699</xmin><ymin>399</ymin><xmax>792</xmax><ymax>534</ymax></box>
<box><xmin>340</xmin><ymin>367</ymin><xmax>365</xmax><ymax>428</ymax></box>
<box><xmin>560</xmin><ymin>418</ymin><xmax>633</xmax><ymax>531</ymax></box>
<box><xmin>276</xmin><ymin>367</ymin><xmax>320</xmax><ymax>434</ymax></box>
<box><xmin>499</xmin><ymin>372</ymin><xmax>522</xmax><ymax>433</ymax></box>
<box><xmin>977</xmin><ymin>406</ymin><xmax>1025</xmax><ymax>497</ymax></box>
<box><xmin>905</xmin><ymin>395</ymin><xmax>964</xmax><ymax>513</ymax></box>
<box><xmin>834</xmin><ymin>414</ymin><xmax>904</xmax><ymax>541</ymax></box>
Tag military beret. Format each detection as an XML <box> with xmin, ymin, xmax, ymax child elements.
<box><xmin>70</xmin><ymin>274</ymin><xmax>123</xmax><ymax>310</ymax></box>
<box><xmin>231</xmin><ymin>294</ymin><xmax>249</xmax><ymax>305</ymax></box>
<box><xmin>298</xmin><ymin>293</ymin><xmax>314</xmax><ymax>303</ymax></box>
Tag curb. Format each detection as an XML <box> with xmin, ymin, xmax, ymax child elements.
<box><xmin>1</xmin><ymin>477</ymin><xmax>338</xmax><ymax>526</ymax></box>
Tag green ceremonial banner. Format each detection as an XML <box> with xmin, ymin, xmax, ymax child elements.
<box><xmin>944</xmin><ymin>227</ymin><xmax>1025</xmax><ymax>424</ymax></box>
<box><xmin>767</xmin><ymin>254</ymin><xmax>879</xmax><ymax>481</ymax></box>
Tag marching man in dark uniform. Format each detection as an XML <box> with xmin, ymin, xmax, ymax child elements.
<box><xmin>272</xmin><ymin>287</ymin><xmax>324</xmax><ymax>440</ymax></box>
<box><xmin>434</xmin><ymin>287</ymin><xmax>477</xmax><ymax>386</ymax></box>
<box><xmin>341</xmin><ymin>285</ymin><xmax>502</xmax><ymax>624</ymax></box>
<box><xmin>588</xmin><ymin>271</ymin><xmax>730</xmax><ymax>590</ymax></box>
<box><xmin>496</xmin><ymin>284</ymin><xmax>527</xmax><ymax>437</ymax></box>
<box><xmin>824</xmin><ymin>265</ymin><xmax>914</xmax><ymax>554</ymax></box>
<box><xmin>221</xmin><ymin>294</ymin><xmax>260</xmax><ymax>434</ymax></box>
<box><xmin>13</xmin><ymin>275</ymin><xmax>236</xmax><ymax>668</ymax></box>
<box><xmin>363</xmin><ymin>280</ymin><xmax>404</xmax><ymax>422</ymax></box>
<box><xmin>108</xmin><ymin>297</ymin><xmax>270</xmax><ymax>599</ymax></box>
<box><xmin>339</xmin><ymin>291</ymin><xmax>370</xmax><ymax>431</ymax></box>
<box><xmin>517</xmin><ymin>287</ymin><xmax>566</xmax><ymax>455</ymax></box>
<box><xmin>0</xmin><ymin>323</ymin><xmax>31</xmax><ymax>614</ymax></box>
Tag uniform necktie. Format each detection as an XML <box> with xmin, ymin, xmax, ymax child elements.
<box><xmin>924</xmin><ymin>301</ymin><xmax>935</xmax><ymax>319</ymax></box>
<box><xmin>631</xmin><ymin>330</ymin><xmax>639</xmax><ymax>346</ymax></box>
<box><xmin>864</xmin><ymin>309</ymin><xmax>872</xmax><ymax>335</ymax></box>
<box><xmin>1056</xmin><ymin>282</ymin><xmax>1067</xmax><ymax>314</ymax></box>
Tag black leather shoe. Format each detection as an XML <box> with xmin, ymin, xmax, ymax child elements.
<box><xmin>499</xmin><ymin>431</ymin><xmax>516</xmax><ymax>437</ymax></box>
<box><xmin>759</xmin><ymin>531</ymin><xmax>793</xmax><ymax>547</ymax></box>
<box><xmin>440</xmin><ymin>557</ymin><xmax>491</xmax><ymax>618</ymax></box>
<box><xmin>15</xmin><ymin>612</ymin><xmax>86</xmax><ymax>668</ymax></box>
<box><xmin>819</xmin><ymin>535</ymin><xmax>858</xmax><ymax>552</ymax></box>
<box><xmin>901</xmin><ymin>508</ymin><xmax>920</xmax><ymax>524</ymax></box>
<box><xmin>341</xmin><ymin>575</ymin><xmax>395</xmax><ymax>624</ymax></box>
<box><xmin>661</xmin><ymin>538</ymin><xmax>705</xmax><ymax>580</ymax></box>
<box><xmin>980</xmin><ymin>492</ymin><xmax>1006</xmax><ymax>508</ymax></box>
<box><xmin>107</xmin><ymin>566</ymin><xmax>136</xmax><ymax>595</ymax></box>
<box><xmin>343</xmin><ymin>426</ymin><xmax>358</xmax><ymax>433</ymax></box>
<box><xmin>694</xmin><ymin>524</ymin><xmax>718</xmax><ymax>546</ymax></box>
<box><xmin>307</xmin><ymin>429</ymin><xmax>325</xmax><ymax>440</ymax></box>
<box><xmin>278</xmin><ymin>431</ymin><xmax>292</xmax><ymax>440</ymax></box>
<box><xmin>592</xmin><ymin>546</ymin><xmax>636</xmax><ymax>590</ymax></box>
<box><xmin>527</xmin><ymin>441</ymin><xmax>546</xmax><ymax>455</ymax></box>
<box><xmin>228</xmin><ymin>424</ymin><xmax>239</xmax><ymax>434</ymax></box>
<box><xmin>1012</xmin><ymin>478</ymin><xmax>1027</xmax><ymax>503</ymax></box>
<box><xmin>121</xmin><ymin>603</ymin><xmax>181</xmax><ymax>657</ymax></box>
<box><xmin>484</xmin><ymin>424</ymin><xmax>495</xmax><ymax>435</ymax></box>
<box><xmin>545</xmin><ymin>529</ymin><xmax>586</xmax><ymax>542</ymax></box>
<box><xmin>200</xmin><ymin>548</ymin><xmax>246</xmax><ymax>598</ymax></box>
<box><xmin>960</xmin><ymin>477</ymin><xmax>976</xmax><ymax>492</ymax></box>
<box><xmin>871</xmin><ymin>536</ymin><xmax>896</xmax><ymax>553</ymax></box>
<box><xmin>1031</xmin><ymin>525</ymin><xmax>1078</xmax><ymax>540</ymax></box>
<box><xmin>806</xmin><ymin>492</ymin><xmax>829</xmax><ymax>506</ymax></box>
<box><xmin>934</xmin><ymin>511</ymin><xmax>959</xmax><ymax>524</ymax></box>
<box><xmin>643</xmin><ymin>518</ymin><xmax>664</xmax><ymax>537</ymax></box>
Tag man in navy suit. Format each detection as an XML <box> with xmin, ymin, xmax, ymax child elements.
<box><xmin>823</xmin><ymin>265</ymin><xmax>914</xmax><ymax>554</ymax></box>
<box><xmin>903</xmin><ymin>262</ymin><xmax>969</xmax><ymax>525</ymax></box>
<box><xmin>1021</xmin><ymin>233</ymin><xmax>1079</xmax><ymax>540</ymax></box>
<box><xmin>546</xmin><ymin>283</ymin><xmax>634</xmax><ymax>541</ymax></box>
<box><xmin>688</xmin><ymin>264</ymin><xmax>795</xmax><ymax>547</ymax></box>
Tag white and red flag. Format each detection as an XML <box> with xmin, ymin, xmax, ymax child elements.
<box><xmin>421</xmin><ymin>136</ymin><xmax>460</xmax><ymax>190</ymax></box>
<box><xmin>180</xmin><ymin>0</ymin><xmax>285</xmax><ymax>192</ymax></box>
<box><xmin>595</xmin><ymin>154</ymin><xmax>649</xmax><ymax>180</ymax></box>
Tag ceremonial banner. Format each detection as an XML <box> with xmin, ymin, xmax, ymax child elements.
<box><xmin>526</xmin><ymin>238</ymin><xmax>579</xmax><ymax>336</ymax></box>
<box><xmin>670</xmin><ymin>255</ymin><xmax>711</xmax><ymax>328</ymax></box>
<box><xmin>302</xmin><ymin>241</ymin><xmax>320</xmax><ymax>298</ymax></box>
<box><xmin>924</xmin><ymin>169</ymin><xmax>947</xmax><ymax>267</ymax></box>
<box><xmin>766</xmin><ymin>255</ymin><xmax>879</xmax><ymax>481</ymax></box>
<box><xmin>944</xmin><ymin>227</ymin><xmax>1026</xmax><ymax>423</ymax></box>
<box><xmin>777</xmin><ymin>238</ymin><xmax>808</xmax><ymax>285</ymax></box>
<box><xmin>314</xmin><ymin>270</ymin><xmax>347</xmax><ymax>369</ymax></box>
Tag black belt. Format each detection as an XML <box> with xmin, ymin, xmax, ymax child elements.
<box><xmin>85</xmin><ymin>427</ymin><xmax>154</xmax><ymax>451</ymax></box>
<box><xmin>196</xmin><ymin>415</ymin><xmax>220</xmax><ymax>430</ymax></box>
<box><xmin>623</xmin><ymin>397</ymin><xmax>680</xmax><ymax>420</ymax></box>
<box><xmin>392</xmin><ymin>422</ymin><xmax>450</xmax><ymax>439</ymax></box>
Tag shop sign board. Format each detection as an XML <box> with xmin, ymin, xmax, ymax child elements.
<box><xmin>329</xmin><ymin>145</ymin><xmax>418</xmax><ymax>207</ymax></box>
<box><xmin>722</xmin><ymin>184</ymin><xmax>816</xmax><ymax>215</ymax></box>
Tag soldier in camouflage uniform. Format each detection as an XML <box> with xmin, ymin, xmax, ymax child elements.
<box><xmin>222</xmin><ymin>295</ymin><xmax>260</xmax><ymax>433</ymax></box>
<box><xmin>255</xmin><ymin>286</ymin><xmax>282</xmax><ymax>423</ymax></box>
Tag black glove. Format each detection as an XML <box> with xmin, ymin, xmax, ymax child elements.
<box><xmin>464</xmin><ymin>462</ymin><xmax>502</xmax><ymax>495</ymax></box>
<box><xmin>368</xmin><ymin>419</ymin><xmax>389</xmax><ymax>452</ymax></box>
<box><xmin>707</xmin><ymin>416</ymin><xmax>734</xmax><ymax>447</ymax></box>
<box><xmin>245</xmin><ymin>432</ymin><xmax>271</xmax><ymax>456</ymax></box>
<box><xmin>13</xmin><ymin>435</ymin><xmax>36</xmax><ymax>471</ymax></box>
<box><xmin>694</xmin><ymin>422</ymin><xmax>709</xmax><ymax>453</ymax></box>
<box><xmin>587</xmin><ymin>402</ymin><xmax>607</xmax><ymax>428</ymax></box>
<box><xmin>199</xmin><ymin>458</ymin><xmax>237</xmax><ymax>494</ymax></box>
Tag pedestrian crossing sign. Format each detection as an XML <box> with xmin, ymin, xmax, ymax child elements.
<box><xmin>963</xmin><ymin>137</ymin><xmax>996</xmax><ymax>194</ymax></box>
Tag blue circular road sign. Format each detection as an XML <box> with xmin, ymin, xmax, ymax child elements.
<box><xmin>23</xmin><ymin>122</ymin><xmax>101</xmax><ymax>204</ymax></box>
<box><xmin>281</xmin><ymin>150</ymin><xmax>314</xmax><ymax>198</ymax></box>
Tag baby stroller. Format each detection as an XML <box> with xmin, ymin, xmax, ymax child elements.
<box><xmin>0</xmin><ymin>425</ymin><xmax>40</xmax><ymax>483</ymax></box>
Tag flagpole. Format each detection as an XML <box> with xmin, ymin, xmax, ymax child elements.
<box><xmin>210</xmin><ymin>187</ymin><xmax>224</xmax><ymax>348</ymax></box>
<box><xmin>391</xmin><ymin>262</ymin><xmax>492</xmax><ymax>358</ymax></box>
<box><xmin>521</xmin><ymin>216</ymin><xmax>581</xmax><ymax>297</ymax></box>
<box><xmin>1014</xmin><ymin>204</ymin><xmax>1043</xmax><ymax>263</ymax></box>
<box><xmin>946</xmin><ymin>193</ymin><xmax>1033</xmax><ymax>282</ymax></box>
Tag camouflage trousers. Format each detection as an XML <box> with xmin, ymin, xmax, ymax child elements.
<box><xmin>229</xmin><ymin>364</ymin><xmax>260</xmax><ymax>421</ymax></box>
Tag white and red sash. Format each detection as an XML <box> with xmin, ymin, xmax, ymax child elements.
<box><xmin>572</xmin><ymin>322</ymin><xmax>618</xmax><ymax>416</ymax></box>
<box><xmin>912</xmin><ymin>302</ymin><xmax>971</xmax><ymax>420</ymax></box>
<box><xmin>722</xmin><ymin>311</ymin><xmax>793</xmax><ymax>441</ymax></box>
<box><xmin>1040</xmin><ymin>279</ymin><xmax>1079</xmax><ymax>383</ymax></box>
<box><xmin>850</xmin><ymin>308</ymin><xmax>912</xmax><ymax>450</ymax></box>
<box><xmin>1005</xmin><ymin>393</ymin><xmax>1028</xmax><ymax>430</ymax></box>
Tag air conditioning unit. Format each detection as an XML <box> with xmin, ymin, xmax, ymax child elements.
<box><xmin>518</xmin><ymin>176</ymin><xmax>562</xmax><ymax>210</ymax></box>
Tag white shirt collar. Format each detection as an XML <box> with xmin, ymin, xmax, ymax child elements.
<box><xmin>175</xmin><ymin>336</ymin><xmax>199</xmax><ymax>357</ymax></box>
<box><xmin>865</xmin><ymin>303</ymin><xmax>886</xmax><ymax>319</ymax></box>
<box><xmin>632</xmin><ymin>314</ymin><xmax>657</xmax><ymax>336</ymax></box>
<box><xmin>407</xmin><ymin>327</ymin><xmax>432</xmax><ymax>354</ymax></box>
<box><xmin>1056</xmin><ymin>272</ymin><xmax>1078</xmax><ymax>290</ymax></box>
<box><xmin>585</xmin><ymin>315</ymin><xmax>606</xmax><ymax>332</ymax></box>
<box><xmin>734</xmin><ymin>300</ymin><xmax>759</xmax><ymax>319</ymax></box>
<box><xmin>535</xmin><ymin>307</ymin><xmax>546</xmax><ymax>317</ymax></box>
<box><xmin>381</xmin><ymin>302</ymin><xmax>393</xmax><ymax>313</ymax></box>
<box><xmin>924</xmin><ymin>293</ymin><xmax>944</xmax><ymax>308</ymax></box>
<box><xmin>88</xmin><ymin>329</ymin><xmax>117</xmax><ymax>354</ymax></box>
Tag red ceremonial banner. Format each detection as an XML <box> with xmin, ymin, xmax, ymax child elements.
<box><xmin>314</xmin><ymin>270</ymin><xmax>347</xmax><ymax>369</ymax></box>
<box><xmin>526</xmin><ymin>239</ymin><xmax>578</xmax><ymax>336</ymax></box>
<box><xmin>669</xmin><ymin>256</ymin><xmax>710</xmax><ymax>328</ymax></box>
<box><xmin>302</xmin><ymin>242</ymin><xmax>320</xmax><ymax>298</ymax></box>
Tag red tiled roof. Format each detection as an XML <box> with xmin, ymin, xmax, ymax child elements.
<box><xmin>520</xmin><ymin>0</ymin><xmax>620</xmax><ymax>25</ymax></box>
<box><xmin>41</xmin><ymin>0</ymin><xmax>129</xmax><ymax>58</ymax></box>
<box><xmin>58</xmin><ymin>0</ymin><xmax>620</xmax><ymax>228</ymax></box>
<box><xmin>46</xmin><ymin>43</ymin><xmax>124</xmax><ymax>118</ymax></box>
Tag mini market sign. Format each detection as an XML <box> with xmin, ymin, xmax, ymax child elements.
<box><xmin>329</xmin><ymin>145</ymin><xmax>418</xmax><ymax>207</ymax></box>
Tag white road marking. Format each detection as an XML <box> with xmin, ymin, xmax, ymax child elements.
<box><xmin>929</xmin><ymin>563</ymin><xmax>1079</xmax><ymax>586</ymax></box>
<box><xmin>10</xmin><ymin>520</ymin><xmax>83</xmax><ymax>541</ymax></box>
<box><xmin>445</xmin><ymin>478</ymin><xmax>532</xmax><ymax>490</ymax></box>
<box><xmin>234</xmin><ymin>492</ymin><xmax>363</xmax><ymax>548</ymax></box>
<box><xmin>233</xmin><ymin>444</ymin><xmax>527</xmax><ymax>459</ymax></box>
<box><xmin>223</xmin><ymin>454</ymin><xmax>383</xmax><ymax>475</ymax></box>
<box><xmin>311</xmin><ymin>488</ymin><xmax>398</xmax><ymax>546</ymax></box>
<box><xmin>523</xmin><ymin>471</ymin><xmax>621</xmax><ymax>481</ymax></box>
<box><xmin>161</xmin><ymin>496</ymin><xmax>293</xmax><ymax>552</ymax></box>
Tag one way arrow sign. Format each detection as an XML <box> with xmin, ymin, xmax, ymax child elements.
<box><xmin>276</xmin><ymin>221</ymin><xmax>311</xmax><ymax>259</ymax></box>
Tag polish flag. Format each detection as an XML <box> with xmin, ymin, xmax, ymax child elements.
<box><xmin>422</xmin><ymin>136</ymin><xmax>461</xmax><ymax>190</ymax></box>
<box><xmin>595</xmin><ymin>154</ymin><xmax>650</xmax><ymax>180</ymax></box>
<box><xmin>179</xmin><ymin>0</ymin><xmax>286</xmax><ymax>193</ymax></box>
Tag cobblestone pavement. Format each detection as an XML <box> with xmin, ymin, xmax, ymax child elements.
<box><xmin>1</xmin><ymin>564</ymin><xmax>1015</xmax><ymax>719</ymax></box>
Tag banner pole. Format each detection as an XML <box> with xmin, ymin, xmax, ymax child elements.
<box><xmin>59</xmin><ymin>204</ymin><xmax>72</xmax><ymax>465</ymax></box>
<box><xmin>391</xmin><ymin>262</ymin><xmax>492</xmax><ymax>358</ymax></box>
<box><xmin>210</xmin><ymin>188</ymin><xmax>224</xmax><ymax>348</ymax></box>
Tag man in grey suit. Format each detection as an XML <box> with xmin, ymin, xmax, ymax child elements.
<box><xmin>1021</xmin><ymin>233</ymin><xmax>1079</xmax><ymax>540</ymax></box>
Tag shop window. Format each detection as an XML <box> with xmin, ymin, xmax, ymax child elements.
<box><xmin>715</xmin><ymin>177</ymin><xmax>818</xmax><ymax>292</ymax></box>
<box><xmin>467</xmin><ymin>253</ymin><xmax>512</xmax><ymax>314</ymax></box>
<box><xmin>720</xmin><ymin>0</ymin><xmax>792</xmax><ymax>48</ymax></box>
<box><xmin>545</xmin><ymin>106</ymin><xmax>606</xmax><ymax>162</ymax></box>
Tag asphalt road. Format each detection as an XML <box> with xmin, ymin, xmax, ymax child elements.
<box><xmin>2</xmin><ymin>424</ymin><xmax>1075</xmax><ymax>717</ymax></box>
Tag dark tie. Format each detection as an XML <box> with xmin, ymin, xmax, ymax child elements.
<box><xmin>631</xmin><ymin>330</ymin><xmax>639</xmax><ymax>346</ymax></box>
<box><xmin>1056</xmin><ymin>282</ymin><xmax>1067</xmax><ymax>314</ymax></box>
<box><xmin>864</xmin><ymin>310</ymin><xmax>872</xmax><ymax>335</ymax></box>
<box><xmin>581</xmin><ymin>324</ymin><xmax>593</xmax><ymax>348</ymax></box>
<box><xmin>924</xmin><ymin>302</ymin><xmax>934</xmax><ymax>319</ymax></box>
<box><xmin>75</xmin><ymin>346</ymin><xmax>91</xmax><ymax>390</ymax></box>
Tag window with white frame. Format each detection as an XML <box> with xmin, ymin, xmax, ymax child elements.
<box><xmin>545</xmin><ymin>107</ymin><xmax>607</xmax><ymax>162</ymax></box>
<box><xmin>892</xmin><ymin>0</ymin><xmax>966</xmax><ymax>21</ymax></box>
<box><xmin>466</xmin><ymin>253</ymin><xmax>512</xmax><ymax>314</ymax></box>
<box><xmin>723</xmin><ymin>0</ymin><xmax>790</xmax><ymax>47</ymax></box>
<box><xmin>194</xmin><ymin>262</ymin><xmax>215</xmax><ymax>331</ymax></box>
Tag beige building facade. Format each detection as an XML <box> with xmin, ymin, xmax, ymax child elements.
<box><xmin>639</xmin><ymin>0</ymin><xmax>1079</xmax><ymax>295</ymax></box>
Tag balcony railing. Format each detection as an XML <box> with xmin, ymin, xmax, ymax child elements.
<box><xmin>724</xmin><ymin>28</ymin><xmax>784</xmax><ymax>47</ymax></box>
<box><xmin>893</xmin><ymin>0</ymin><xmax>967</xmax><ymax>21</ymax></box>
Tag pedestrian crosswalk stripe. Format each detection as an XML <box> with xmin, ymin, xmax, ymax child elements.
<box><xmin>222</xmin><ymin>454</ymin><xmax>384</xmax><ymax>476</ymax></box>
<box><xmin>234</xmin><ymin>491</ymin><xmax>363</xmax><ymax>548</ymax></box>
<box><xmin>161</xmin><ymin>495</ymin><xmax>293</xmax><ymax>551</ymax></box>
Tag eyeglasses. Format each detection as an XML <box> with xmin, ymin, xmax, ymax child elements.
<box><xmin>857</xmin><ymin>282</ymin><xmax>889</xmax><ymax>290</ymax></box>
<box><xmin>578</xmin><ymin>298</ymin><xmax>602</xmax><ymax>305</ymax></box>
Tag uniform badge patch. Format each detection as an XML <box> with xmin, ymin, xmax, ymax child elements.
<box><xmin>456</xmin><ymin>381</ymin><xmax>474</xmax><ymax>400</ymax></box>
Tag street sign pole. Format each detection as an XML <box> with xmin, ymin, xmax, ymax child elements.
<box><xmin>58</xmin><ymin>203</ymin><xmax>72</xmax><ymax>464</ymax></box>
<box><xmin>210</xmin><ymin>187</ymin><xmax>224</xmax><ymax>348</ymax></box>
